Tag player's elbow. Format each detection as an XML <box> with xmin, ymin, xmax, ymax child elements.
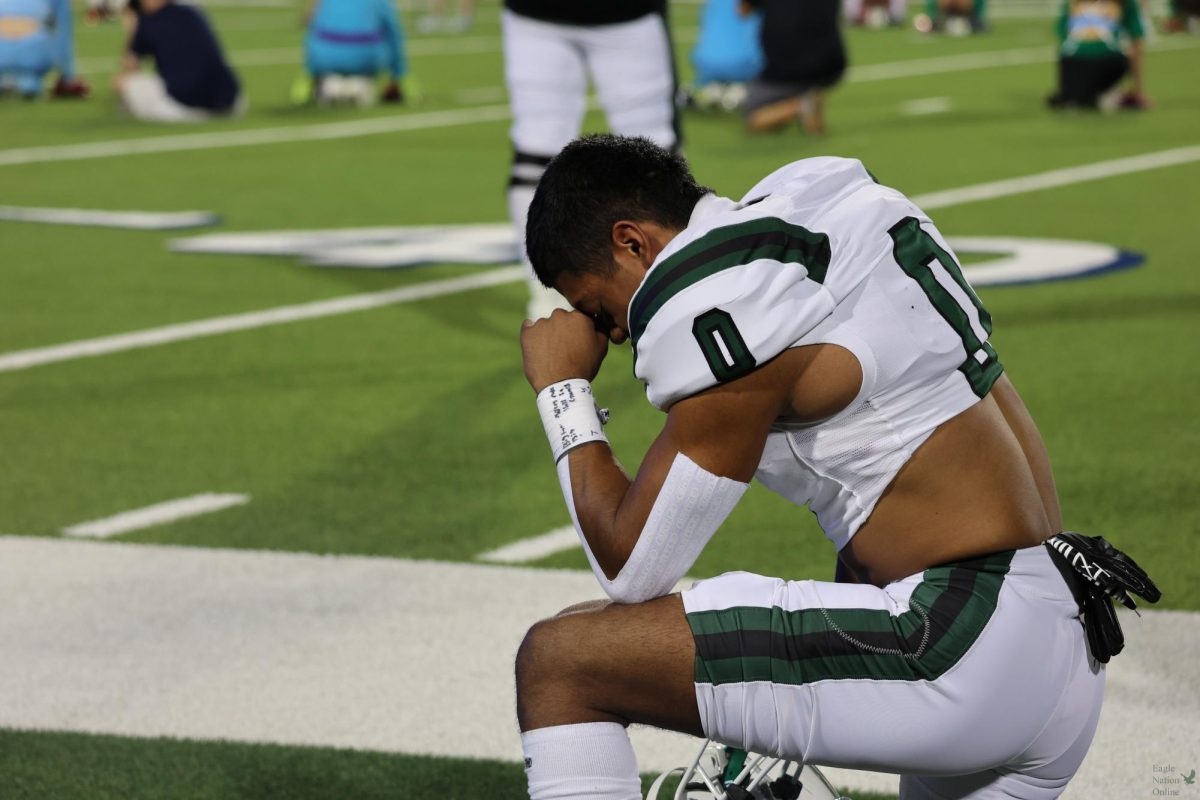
<box><xmin>599</xmin><ymin>563</ymin><xmax>674</xmax><ymax>604</ymax></box>
<box><xmin>601</xmin><ymin>580</ymin><xmax>665</xmax><ymax>605</ymax></box>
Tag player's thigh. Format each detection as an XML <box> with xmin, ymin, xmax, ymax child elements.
<box><xmin>502</xmin><ymin>11</ymin><xmax>587</xmax><ymax>155</ymax></box>
<box><xmin>520</xmin><ymin>593</ymin><xmax>701</xmax><ymax>735</ymax></box>
<box><xmin>686</xmin><ymin>551</ymin><xmax>1095</xmax><ymax>775</ymax></box>
<box><xmin>583</xmin><ymin>14</ymin><xmax>677</xmax><ymax>148</ymax></box>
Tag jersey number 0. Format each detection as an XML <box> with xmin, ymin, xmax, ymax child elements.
<box><xmin>888</xmin><ymin>216</ymin><xmax>1003</xmax><ymax>398</ymax></box>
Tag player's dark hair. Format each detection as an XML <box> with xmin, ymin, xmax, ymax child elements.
<box><xmin>525</xmin><ymin>134</ymin><xmax>710</xmax><ymax>287</ymax></box>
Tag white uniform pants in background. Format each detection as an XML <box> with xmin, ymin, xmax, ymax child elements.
<box><xmin>119</xmin><ymin>73</ymin><xmax>245</xmax><ymax>123</ymax></box>
<box><xmin>502</xmin><ymin>9</ymin><xmax>678</xmax><ymax>319</ymax></box>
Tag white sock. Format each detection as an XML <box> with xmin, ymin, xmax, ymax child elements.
<box><xmin>522</xmin><ymin>722</ymin><xmax>641</xmax><ymax>800</ymax></box>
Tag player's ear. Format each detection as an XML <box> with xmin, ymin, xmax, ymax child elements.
<box><xmin>611</xmin><ymin>221</ymin><xmax>650</xmax><ymax>268</ymax></box>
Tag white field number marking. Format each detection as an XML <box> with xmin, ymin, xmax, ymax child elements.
<box><xmin>902</xmin><ymin>97</ymin><xmax>952</xmax><ymax>115</ymax></box>
<box><xmin>0</xmin><ymin>205</ymin><xmax>218</xmax><ymax>230</ymax></box>
<box><xmin>477</xmin><ymin>526</ymin><xmax>579</xmax><ymax>564</ymax></box>
<box><xmin>63</xmin><ymin>493</ymin><xmax>250</xmax><ymax>539</ymax></box>
<box><xmin>0</xmin><ymin>149</ymin><xmax>1189</xmax><ymax>375</ymax></box>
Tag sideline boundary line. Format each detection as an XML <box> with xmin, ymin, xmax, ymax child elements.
<box><xmin>0</xmin><ymin>534</ymin><xmax>1194</xmax><ymax>800</ymax></box>
<box><xmin>2</xmin><ymin>146</ymin><xmax>1198</xmax><ymax>375</ymax></box>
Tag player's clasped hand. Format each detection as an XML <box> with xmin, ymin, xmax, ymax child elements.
<box><xmin>521</xmin><ymin>309</ymin><xmax>610</xmax><ymax>393</ymax></box>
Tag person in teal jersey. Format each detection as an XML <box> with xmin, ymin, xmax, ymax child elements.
<box><xmin>303</xmin><ymin>0</ymin><xmax>408</xmax><ymax>104</ymax></box>
<box><xmin>1048</xmin><ymin>0</ymin><xmax>1147</xmax><ymax>110</ymax></box>
<box><xmin>690</xmin><ymin>0</ymin><xmax>762</xmax><ymax>89</ymax></box>
<box><xmin>0</xmin><ymin>0</ymin><xmax>87</xmax><ymax>97</ymax></box>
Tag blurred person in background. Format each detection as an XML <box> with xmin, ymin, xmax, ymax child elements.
<box><xmin>684</xmin><ymin>0</ymin><xmax>762</xmax><ymax>113</ymax></box>
<box><xmin>1048</xmin><ymin>0</ymin><xmax>1148</xmax><ymax>110</ymax></box>
<box><xmin>845</xmin><ymin>0</ymin><xmax>907</xmax><ymax>28</ymax></box>
<box><xmin>116</xmin><ymin>0</ymin><xmax>241</xmax><ymax>122</ymax></box>
<box><xmin>0</xmin><ymin>0</ymin><xmax>89</xmax><ymax>98</ymax></box>
<box><xmin>296</xmin><ymin>0</ymin><xmax>410</xmax><ymax>106</ymax></box>
<box><xmin>915</xmin><ymin>0</ymin><xmax>988</xmax><ymax>34</ymax></box>
<box><xmin>84</xmin><ymin>0</ymin><xmax>118</xmax><ymax>24</ymax></box>
<box><xmin>503</xmin><ymin>0</ymin><xmax>681</xmax><ymax>320</ymax></box>
<box><xmin>1162</xmin><ymin>0</ymin><xmax>1199</xmax><ymax>32</ymax></box>
<box><xmin>741</xmin><ymin>0</ymin><xmax>845</xmax><ymax>135</ymax></box>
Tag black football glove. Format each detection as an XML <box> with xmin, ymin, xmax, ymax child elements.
<box><xmin>1045</xmin><ymin>532</ymin><xmax>1162</xmax><ymax>663</ymax></box>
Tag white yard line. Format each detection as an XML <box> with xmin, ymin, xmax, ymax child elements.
<box><xmin>911</xmin><ymin>145</ymin><xmax>1200</xmax><ymax>210</ymax></box>
<box><xmin>852</xmin><ymin>37</ymin><xmax>1197</xmax><ymax>81</ymax></box>
<box><xmin>902</xmin><ymin>96</ymin><xmax>952</xmax><ymax>116</ymax></box>
<box><xmin>0</xmin><ymin>104</ymin><xmax>512</xmax><ymax>169</ymax></box>
<box><xmin>62</xmin><ymin>494</ymin><xmax>250</xmax><ymax>539</ymax></box>
<box><xmin>852</xmin><ymin>45</ymin><xmax>1050</xmax><ymax>81</ymax></box>
<box><xmin>75</xmin><ymin>37</ymin><xmax>510</xmax><ymax>75</ymax></box>
<box><xmin>20</xmin><ymin>38</ymin><xmax>1197</xmax><ymax>172</ymax></box>
<box><xmin>454</xmin><ymin>85</ymin><xmax>509</xmax><ymax>104</ymax></box>
<box><xmin>0</xmin><ymin>266</ymin><xmax>523</xmax><ymax>374</ymax></box>
<box><xmin>477</xmin><ymin>525</ymin><xmax>578</xmax><ymax>564</ymax></box>
<box><xmin>0</xmin><ymin>535</ymin><xmax>1192</xmax><ymax>799</ymax></box>
<box><xmin>0</xmin><ymin>206</ymin><xmax>218</xmax><ymax>230</ymax></box>
<box><xmin>2</xmin><ymin>145</ymin><xmax>1196</xmax><ymax>376</ymax></box>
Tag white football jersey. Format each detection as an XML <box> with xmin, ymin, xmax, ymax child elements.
<box><xmin>629</xmin><ymin>157</ymin><xmax>1003</xmax><ymax>549</ymax></box>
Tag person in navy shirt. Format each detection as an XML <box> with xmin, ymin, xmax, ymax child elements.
<box><xmin>115</xmin><ymin>0</ymin><xmax>241</xmax><ymax>122</ymax></box>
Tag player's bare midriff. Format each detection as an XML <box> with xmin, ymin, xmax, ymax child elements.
<box><xmin>779</xmin><ymin>344</ymin><xmax>1052</xmax><ymax>587</ymax></box>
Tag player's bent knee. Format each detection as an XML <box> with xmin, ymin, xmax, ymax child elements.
<box><xmin>515</xmin><ymin>612</ymin><xmax>614</xmax><ymax>730</ymax></box>
<box><xmin>555</xmin><ymin>599</ymin><xmax>612</xmax><ymax>617</ymax></box>
<box><xmin>515</xmin><ymin>603</ymin><xmax>632</xmax><ymax>698</ymax></box>
<box><xmin>516</xmin><ymin>615</ymin><xmax>581</xmax><ymax>690</ymax></box>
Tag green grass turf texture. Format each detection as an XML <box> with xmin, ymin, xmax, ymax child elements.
<box><xmin>1</xmin><ymin>0</ymin><xmax>1198</xmax><ymax>797</ymax></box>
<box><xmin>0</xmin><ymin>728</ymin><xmax>898</xmax><ymax>800</ymax></box>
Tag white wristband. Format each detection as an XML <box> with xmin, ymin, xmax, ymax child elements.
<box><xmin>536</xmin><ymin>379</ymin><xmax>609</xmax><ymax>462</ymax></box>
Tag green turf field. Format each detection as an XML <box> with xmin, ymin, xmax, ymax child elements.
<box><xmin>1</xmin><ymin>1</ymin><xmax>1198</xmax><ymax>797</ymax></box>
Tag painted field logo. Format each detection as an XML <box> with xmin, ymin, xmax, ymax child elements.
<box><xmin>170</xmin><ymin>223</ymin><xmax>517</xmax><ymax>269</ymax></box>
<box><xmin>170</xmin><ymin>225</ymin><xmax>1145</xmax><ymax>288</ymax></box>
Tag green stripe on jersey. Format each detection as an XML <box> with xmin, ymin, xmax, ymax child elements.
<box><xmin>629</xmin><ymin>217</ymin><xmax>831</xmax><ymax>346</ymax></box>
<box><xmin>687</xmin><ymin>551</ymin><xmax>1013</xmax><ymax>686</ymax></box>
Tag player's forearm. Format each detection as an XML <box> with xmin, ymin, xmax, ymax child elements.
<box><xmin>566</xmin><ymin>443</ymin><xmax>639</xmax><ymax>579</ymax></box>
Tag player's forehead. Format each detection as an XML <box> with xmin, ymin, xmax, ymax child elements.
<box><xmin>555</xmin><ymin>269</ymin><xmax>606</xmax><ymax>307</ymax></box>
